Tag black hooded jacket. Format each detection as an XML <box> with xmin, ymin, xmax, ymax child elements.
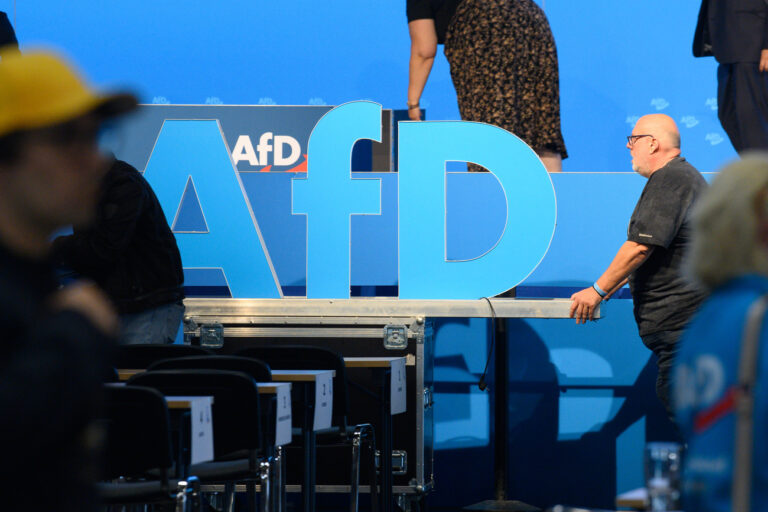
<box><xmin>53</xmin><ymin>158</ymin><xmax>184</xmax><ymax>314</ymax></box>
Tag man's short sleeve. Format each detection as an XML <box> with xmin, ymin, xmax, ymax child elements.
<box><xmin>407</xmin><ymin>0</ymin><xmax>434</xmax><ymax>21</ymax></box>
<box><xmin>627</xmin><ymin>167</ymin><xmax>699</xmax><ymax>249</ymax></box>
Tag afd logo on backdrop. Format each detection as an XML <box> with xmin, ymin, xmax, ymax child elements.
<box><xmin>231</xmin><ymin>132</ymin><xmax>306</xmax><ymax>172</ymax></box>
<box><xmin>141</xmin><ymin>101</ymin><xmax>556</xmax><ymax>300</ymax></box>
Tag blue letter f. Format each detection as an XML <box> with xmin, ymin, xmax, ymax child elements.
<box><xmin>292</xmin><ymin>101</ymin><xmax>382</xmax><ymax>298</ymax></box>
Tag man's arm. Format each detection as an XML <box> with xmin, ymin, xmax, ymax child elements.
<box><xmin>569</xmin><ymin>241</ymin><xmax>654</xmax><ymax>324</ymax></box>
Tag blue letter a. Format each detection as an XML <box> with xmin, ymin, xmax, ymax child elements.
<box><xmin>144</xmin><ymin>120</ymin><xmax>282</xmax><ymax>298</ymax></box>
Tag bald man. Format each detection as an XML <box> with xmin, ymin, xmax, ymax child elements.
<box><xmin>570</xmin><ymin>114</ymin><xmax>708</xmax><ymax>416</ymax></box>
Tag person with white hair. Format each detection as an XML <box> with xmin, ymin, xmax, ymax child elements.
<box><xmin>673</xmin><ymin>154</ymin><xmax>768</xmax><ymax>512</ymax></box>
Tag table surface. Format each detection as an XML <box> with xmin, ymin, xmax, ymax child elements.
<box><xmin>616</xmin><ymin>487</ymin><xmax>647</xmax><ymax>509</ymax></box>
<box><xmin>165</xmin><ymin>395</ymin><xmax>213</xmax><ymax>409</ymax></box>
<box><xmin>256</xmin><ymin>382</ymin><xmax>291</xmax><ymax>394</ymax></box>
<box><xmin>270</xmin><ymin>369</ymin><xmax>336</xmax><ymax>382</ymax></box>
<box><xmin>117</xmin><ymin>369</ymin><xmax>142</xmax><ymax>381</ymax></box>
<box><xmin>183</xmin><ymin>297</ymin><xmax>591</xmax><ymax>319</ymax></box>
<box><xmin>120</xmin><ymin>368</ymin><xmax>339</xmax><ymax>382</ymax></box>
<box><xmin>344</xmin><ymin>356</ymin><xmax>406</xmax><ymax>368</ymax></box>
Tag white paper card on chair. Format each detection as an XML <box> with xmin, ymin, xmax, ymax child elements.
<box><xmin>313</xmin><ymin>371</ymin><xmax>333</xmax><ymax>431</ymax></box>
<box><xmin>391</xmin><ymin>358</ymin><xmax>407</xmax><ymax>415</ymax></box>
<box><xmin>275</xmin><ymin>383</ymin><xmax>292</xmax><ymax>446</ymax></box>
<box><xmin>189</xmin><ymin>397</ymin><xmax>214</xmax><ymax>464</ymax></box>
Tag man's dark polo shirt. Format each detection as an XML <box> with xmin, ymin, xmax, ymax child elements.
<box><xmin>627</xmin><ymin>156</ymin><xmax>708</xmax><ymax>337</ymax></box>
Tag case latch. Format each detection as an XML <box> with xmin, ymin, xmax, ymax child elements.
<box><xmin>383</xmin><ymin>324</ymin><xmax>408</xmax><ymax>350</ymax></box>
<box><xmin>200</xmin><ymin>323</ymin><xmax>224</xmax><ymax>348</ymax></box>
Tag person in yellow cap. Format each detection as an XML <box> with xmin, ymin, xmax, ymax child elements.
<box><xmin>0</xmin><ymin>49</ymin><xmax>136</xmax><ymax>511</ymax></box>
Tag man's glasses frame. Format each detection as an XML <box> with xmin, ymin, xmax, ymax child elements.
<box><xmin>626</xmin><ymin>134</ymin><xmax>654</xmax><ymax>147</ymax></box>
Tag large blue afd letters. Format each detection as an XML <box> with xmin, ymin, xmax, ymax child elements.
<box><xmin>140</xmin><ymin>105</ymin><xmax>555</xmax><ymax>300</ymax></box>
<box><xmin>398</xmin><ymin>121</ymin><xmax>556</xmax><ymax>299</ymax></box>
<box><xmin>144</xmin><ymin>120</ymin><xmax>283</xmax><ymax>298</ymax></box>
<box><xmin>292</xmin><ymin>102</ymin><xmax>382</xmax><ymax>298</ymax></box>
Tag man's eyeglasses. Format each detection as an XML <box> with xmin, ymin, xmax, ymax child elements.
<box><xmin>626</xmin><ymin>134</ymin><xmax>653</xmax><ymax>147</ymax></box>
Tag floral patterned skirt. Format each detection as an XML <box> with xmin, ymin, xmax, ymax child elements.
<box><xmin>444</xmin><ymin>0</ymin><xmax>568</xmax><ymax>160</ymax></box>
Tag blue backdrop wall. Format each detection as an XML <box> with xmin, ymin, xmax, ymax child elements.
<box><xmin>3</xmin><ymin>1</ymin><xmax>732</xmax><ymax>508</ymax></box>
<box><xmin>4</xmin><ymin>0</ymin><xmax>736</xmax><ymax>172</ymax></box>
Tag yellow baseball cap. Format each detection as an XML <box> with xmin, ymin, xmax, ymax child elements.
<box><xmin>0</xmin><ymin>49</ymin><xmax>137</xmax><ymax>137</ymax></box>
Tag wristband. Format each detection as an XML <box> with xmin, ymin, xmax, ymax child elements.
<box><xmin>407</xmin><ymin>102</ymin><xmax>419</xmax><ymax>110</ymax></box>
<box><xmin>592</xmin><ymin>282</ymin><xmax>607</xmax><ymax>298</ymax></box>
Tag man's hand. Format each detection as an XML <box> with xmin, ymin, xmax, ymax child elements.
<box><xmin>49</xmin><ymin>280</ymin><xmax>118</xmax><ymax>335</ymax></box>
<box><xmin>760</xmin><ymin>49</ymin><xmax>768</xmax><ymax>72</ymax></box>
<box><xmin>569</xmin><ymin>287</ymin><xmax>602</xmax><ymax>324</ymax></box>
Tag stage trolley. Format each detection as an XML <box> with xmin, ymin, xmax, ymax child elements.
<box><xmin>183</xmin><ymin>297</ymin><xmax>577</xmax><ymax>511</ymax></box>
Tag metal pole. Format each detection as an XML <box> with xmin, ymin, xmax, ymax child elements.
<box><xmin>493</xmin><ymin>317</ymin><xmax>508</xmax><ymax>501</ymax></box>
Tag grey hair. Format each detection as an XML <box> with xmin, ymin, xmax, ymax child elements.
<box><xmin>686</xmin><ymin>153</ymin><xmax>768</xmax><ymax>290</ymax></box>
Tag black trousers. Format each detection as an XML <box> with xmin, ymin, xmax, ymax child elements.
<box><xmin>717</xmin><ymin>62</ymin><xmax>768</xmax><ymax>153</ymax></box>
<box><xmin>641</xmin><ymin>328</ymin><xmax>684</xmax><ymax>423</ymax></box>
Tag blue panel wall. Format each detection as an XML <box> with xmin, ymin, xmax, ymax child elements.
<box><xmin>3</xmin><ymin>1</ymin><xmax>731</xmax><ymax>507</ymax></box>
<box><xmin>7</xmin><ymin>0</ymin><xmax>735</xmax><ymax>172</ymax></box>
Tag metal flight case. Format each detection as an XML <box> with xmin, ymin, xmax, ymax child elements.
<box><xmin>183</xmin><ymin>298</ymin><xmax>436</xmax><ymax>510</ymax></box>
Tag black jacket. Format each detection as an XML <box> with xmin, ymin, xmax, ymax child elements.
<box><xmin>0</xmin><ymin>240</ymin><xmax>113</xmax><ymax>511</ymax></box>
<box><xmin>0</xmin><ymin>11</ymin><xmax>17</xmax><ymax>49</ymax></box>
<box><xmin>53</xmin><ymin>159</ymin><xmax>184</xmax><ymax>314</ymax></box>
<box><xmin>693</xmin><ymin>0</ymin><xmax>768</xmax><ymax>63</ymax></box>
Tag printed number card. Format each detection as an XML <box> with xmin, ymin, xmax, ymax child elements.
<box><xmin>391</xmin><ymin>358</ymin><xmax>407</xmax><ymax>415</ymax></box>
<box><xmin>275</xmin><ymin>384</ymin><xmax>292</xmax><ymax>446</ymax></box>
<box><xmin>189</xmin><ymin>396</ymin><xmax>214</xmax><ymax>464</ymax></box>
<box><xmin>313</xmin><ymin>371</ymin><xmax>333</xmax><ymax>431</ymax></box>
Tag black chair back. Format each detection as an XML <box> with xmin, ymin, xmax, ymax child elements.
<box><xmin>101</xmin><ymin>385</ymin><xmax>174</xmax><ymax>480</ymax></box>
<box><xmin>235</xmin><ymin>345</ymin><xmax>349</xmax><ymax>427</ymax></box>
<box><xmin>127</xmin><ymin>369</ymin><xmax>262</xmax><ymax>458</ymax></box>
<box><xmin>115</xmin><ymin>344</ymin><xmax>211</xmax><ymax>369</ymax></box>
<box><xmin>148</xmin><ymin>355</ymin><xmax>272</xmax><ymax>382</ymax></box>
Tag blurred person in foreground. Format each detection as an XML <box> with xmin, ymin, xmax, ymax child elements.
<box><xmin>0</xmin><ymin>48</ymin><xmax>136</xmax><ymax>511</ymax></box>
<box><xmin>674</xmin><ymin>154</ymin><xmax>768</xmax><ymax>511</ymax></box>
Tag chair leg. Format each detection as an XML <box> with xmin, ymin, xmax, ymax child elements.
<box><xmin>367</xmin><ymin>436</ymin><xmax>380</xmax><ymax>512</ymax></box>
<box><xmin>175</xmin><ymin>480</ymin><xmax>188</xmax><ymax>512</ymax></box>
<box><xmin>187</xmin><ymin>476</ymin><xmax>201</xmax><ymax>512</ymax></box>
<box><xmin>350</xmin><ymin>431</ymin><xmax>363</xmax><ymax>512</ymax></box>
<box><xmin>224</xmin><ymin>482</ymin><xmax>236</xmax><ymax>512</ymax></box>
<box><xmin>275</xmin><ymin>446</ymin><xmax>286</xmax><ymax>512</ymax></box>
<box><xmin>260</xmin><ymin>459</ymin><xmax>272</xmax><ymax>512</ymax></box>
<box><xmin>175</xmin><ymin>477</ymin><xmax>201</xmax><ymax>512</ymax></box>
<box><xmin>247</xmin><ymin>480</ymin><xmax>258</xmax><ymax>512</ymax></box>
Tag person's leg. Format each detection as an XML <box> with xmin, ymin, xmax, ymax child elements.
<box><xmin>653</xmin><ymin>341</ymin><xmax>680</xmax><ymax>419</ymax></box>
<box><xmin>162</xmin><ymin>302</ymin><xmax>185</xmax><ymax>344</ymax></box>
<box><xmin>717</xmin><ymin>63</ymin><xmax>742</xmax><ymax>152</ymax></box>
<box><xmin>728</xmin><ymin>62</ymin><xmax>768</xmax><ymax>152</ymax></box>
<box><xmin>641</xmin><ymin>329</ymin><xmax>684</xmax><ymax>421</ymax></box>
<box><xmin>538</xmin><ymin>150</ymin><xmax>562</xmax><ymax>173</ymax></box>
<box><xmin>119</xmin><ymin>308</ymin><xmax>156</xmax><ymax>345</ymax></box>
<box><xmin>119</xmin><ymin>302</ymin><xmax>185</xmax><ymax>345</ymax></box>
